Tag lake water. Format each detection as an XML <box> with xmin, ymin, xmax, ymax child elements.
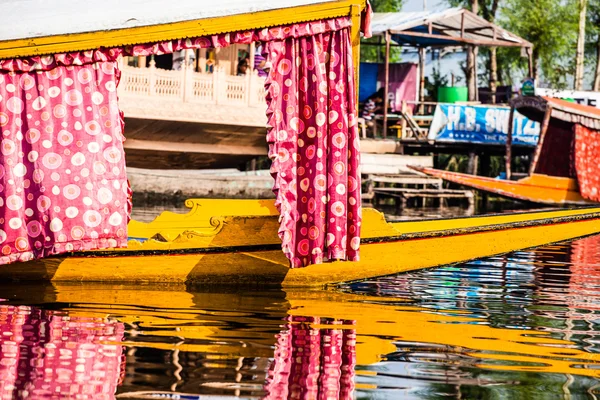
<box><xmin>2</xmin><ymin>225</ymin><xmax>600</xmax><ymax>398</ymax></box>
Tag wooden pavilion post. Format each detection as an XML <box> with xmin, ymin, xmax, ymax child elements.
<box><xmin>418</xmin><ymin>47</ymin><xmax>426</xmax><ymax>114</ymax></box>
<box><xmin>505</xmin><ymin>106</ymin><xmax>514</xmax><ymax>180</ymax></box>
<box><xmin>383</xmin><ymin>30</ymin><xmax>391</xmax><ymax>138</ymax></box>
<box><xmin>527</xmin><ymin>47</ymin><xmax>534</xmax><ymax>79</ymax></box>
<box><xmin>529</xmin><ymin>105</ymin><xmax>552</xmax><ymax>175</ymax></box>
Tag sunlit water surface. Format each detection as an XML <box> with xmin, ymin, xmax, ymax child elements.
<box><xmin>2</xmin><ymin>232</ymin><xmax>600</xmax><ymax>398</ymax></box>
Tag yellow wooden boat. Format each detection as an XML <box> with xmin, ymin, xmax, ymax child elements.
<box><xmin>410</xmin><ymin>166</ymin><xmax>593</xmax><ymax>205</ymax></box>
<box><xmin>2</xmin><ymin>4</ymin><xmax>600</xmax><ymax>286</ymax></box>
<box><xmin>1</xmin><ymin>199</ymin><xmax>599</xmax><ymax>287</ymax></box>
<box><xmin>414</xmin><ymin>96</ymin><xmax>600</xmax><ymax>206</ymax></box>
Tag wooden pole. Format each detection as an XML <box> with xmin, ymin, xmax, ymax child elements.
<box><xmin>419</xmin><ymin>47</ymin><xmax>426</xmax><ymax>114</ymax></box>
<box><xmin>383</xmin><ymin>30</ymin><xmax>391</xmax><ymax>138</ymax></box>
<box><xmin>490</xmin><ymin>47</ymin><xmax>497</xmax><ymax>104</ymax></box>
<box><xmin>529</xmin><ymin>105</ymin><xmax>552</xmax><ymax>175</ymax></box>
<box><xmin>527</xmin><ymin>47</ymin><xmax>534</xmax><ymax>79</ymax></box>
<box><xmin>505</xmin><ymin>106</ymin><xmax>514</xmax><ymax>180</ymax></box>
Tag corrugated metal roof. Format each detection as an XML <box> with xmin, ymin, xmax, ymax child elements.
<box><xmin>369</xmin><ymin>9</ymin><xmax>531</xmax><ymax>48</ymax></box>
<box><xmin>0</xmin><ymin>0</ymin><xmax>336</xmax><ymax>42</ymax></box>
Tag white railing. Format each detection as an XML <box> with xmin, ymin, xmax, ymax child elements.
<box><xmin>118</xmin><ymin>63</ymin><xmax>266</xmax><ymax>108</ymax></box>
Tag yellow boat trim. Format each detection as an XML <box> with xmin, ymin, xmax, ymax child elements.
<box><xmin>2</xmin><ymin>202</ymin><xmax>599</xmax><ymax>287</ymax></box>
<box><xmin>0</xmin><ymin>1</ymin><xmax>365</xmax><ymax>59</ymax></box>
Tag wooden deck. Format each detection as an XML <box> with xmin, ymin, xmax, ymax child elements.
<box><xmin>361</xmin><ymin>153</ymin><xmax>474</xmax><ymax>210</ymax></box>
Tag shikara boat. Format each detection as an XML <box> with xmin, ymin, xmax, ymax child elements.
<box><xmin>1</xmin><ymin>198</ymin><xmax>599</xmax><ymax>287</ymax></box>
<box><xmin>1</xmin><ymin>4</ymin><xmax>600</xmax><ymax>287</ymax></box>
<box><xmin>413</xmin><ymin>96</ymin><xmax>600</xmax><ymax>206</ymax></box>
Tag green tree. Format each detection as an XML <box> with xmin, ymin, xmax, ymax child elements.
<box><xmin>588</xmin><ymin>0</ymin><xmax>600</xmax><ymax>90</ymax></box>
<box><xmin>360</xmin><ymin>0</ymin><xmax>406</xmax><ymax>63</ymax></box>
<box><xmin>500</xmin><ymin>0</ymin><xmax>578</xmax><ymax>88</ymax></box>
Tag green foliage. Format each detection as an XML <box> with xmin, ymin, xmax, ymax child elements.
<box><xmin>425</xmin><ymin>67</ymin><xmax>449</xmax><ymax>101</ymax></box>
<box><xmin>500</xmin><ymin>0</ymin><xmax>578</xmax><ymax>88</ymax></box>
<box><xmin>360</xmin><ymin>0</ymin><xmax>406</xmax><ymax>62</ymax></box>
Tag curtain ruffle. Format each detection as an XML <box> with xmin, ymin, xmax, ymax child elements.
<box><xmin>0</xmin><ymin>18</ymin><xmax>352</xmax><ymax>73</ymax></box>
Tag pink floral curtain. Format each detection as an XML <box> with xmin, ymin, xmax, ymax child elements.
<box><xmin>0</xmin><ymin>62</ymin><xmax>129</xmax><ymax>264</ymax></box>
<box><xmin>264</xmin><ymin>316</ymin><xmax>356</xmax><ymax>399</ymax></box>
<box><xmin>574</xmin><ymin>124</ymin><xmax>600</xmax><ymax>201</ymax></box>
<box><xmin>265</xmin><ymin>25</ymin><xmax>361</xmax><ymax>268</ymax></box>
<box><xmin>1</xmin><ymin>15</ymin><xmax>368</xmax><ymax>268</ymax></box>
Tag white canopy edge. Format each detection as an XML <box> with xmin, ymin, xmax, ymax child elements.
<box><xmin>0</xmin><ymin>0</ymin><xmax>337</xmax><ymax>42</ymax></box>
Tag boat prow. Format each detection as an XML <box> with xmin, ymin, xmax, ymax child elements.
<box><xmin>410</xmin><ymin>166</ymin><xmax>595</xmax><ymax>206</ymax></box>
<box><xmin>1</xmin><ymin>199</ymin><xmax>600</xmax><ymax>287</ymax></box>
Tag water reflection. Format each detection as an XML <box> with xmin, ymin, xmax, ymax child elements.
<box><xmin>1</xmin><ymin>234</ymin><xmax>600</xmax><ymax>398</ymax></box>
<box><xmin>0</xmin><ymin>306</ymin><xmax>124</xmax><ymax>399</ymax></box>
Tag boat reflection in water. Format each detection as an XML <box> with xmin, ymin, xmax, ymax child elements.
<box><xmin>2</xmin><ymin>234</ymin><xmax>600</xmax><ymax>398</ymax></box>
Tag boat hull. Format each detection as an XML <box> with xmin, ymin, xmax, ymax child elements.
<box><xmin>411</xmin><ymin>167</ymin><xmax>594</xmax><ymax>206</ymax></box>
<box><xmin>1</xmin><ymin>200</ymin><xmax>600</xmax><ymax>287</ymax></box>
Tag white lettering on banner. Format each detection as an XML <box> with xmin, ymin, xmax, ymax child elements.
<box><xmin>465</xmin><ymin>107</ymin><xmax>476</xmax><ymax>131</ymax></box>
<box><xmin>447</xmin><ymin>106</ymin><xmax>461</xmax><ymax>131</ymax></box>
<box><xmin>485</xmin><ymin>108</ymin><xmax>510</xmax><ymax>134</ymax></box>
<box><xmin>523</xmin><ymin>120</ymin><xmax>538</xmax><ymax>136</ymax></box>
<box><xmin>484</xmin><ymin>109</ymin><xmax>495</xmax><ymax>133</ymax></box>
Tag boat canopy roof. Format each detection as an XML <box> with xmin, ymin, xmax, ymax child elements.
<box><xmin>0</xmin><ymin>0</ymin><xmax>363</xmax><ymax>59</ymax></box>
<box><xmin>369</xmin><ymin>8</ymin><xmax>532</xmax><ymax>48</ymax></box>
<box><xmin>511</xmin><ymin>96</ymin><xmax>600</xmax><ymax>131</ymax></box>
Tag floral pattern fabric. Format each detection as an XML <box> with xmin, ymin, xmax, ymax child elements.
<box><xmin>2</xmin><ymin>15</ymin><xmax>367</xmax><ymax>268</ymax></box>
<box><xmin>574</xmin><ymin>124</ymin><xmax>600</xmax><ymax>201</ymax></box>
<box><xmin>265</xmin><ymin>26</ymin><xmax>361</xmax><ymax>267</ymax></box>
<box><xmin>0</xmin><ymin>63</ymin><xmax>128</xmax><ymax>264</ymax></box>
<box><xmin>0</xmin><ymin>19</ymin><xmax>352</xmax><ymax>73</ymax></box>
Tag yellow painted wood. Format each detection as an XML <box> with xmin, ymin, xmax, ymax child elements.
<box><xmin>0</xmin><ymin>1</ymin><xmax>366</xmax><ymax>59</ymax></box>
<box><xmin>128</xmin><ymin>198</ymin><xmax>279</xmax><ymax>241</ymax></box>
<box><xmin>415</xmin><ymin>167</ymin><xmax>593</xmax><ymax>205</ymax></box>
<box><xmin>281</xmin><ymin>215</ymin><xmax>600</xmax><ymax>286</ymax></box>
<box><xmin>43</xmin><ymin>284</ymin><xmax>600</xmax><ymax>377</ymax></box>
<box><xmin>2</xmin><ymin>201</ymin><xmax>599</xmax><ymax>287</ymax></box>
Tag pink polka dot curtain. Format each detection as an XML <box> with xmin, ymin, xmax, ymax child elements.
<box><xmin>0</xmin><ymin>63</ymin><xmax>129</xmax><ymax>264</ymax></box>
<box><xmin>1</xmin><ymin>15</ymin><xmax>368</xmax><ymax>268</ymax></box>
<box><xmin>264</xmin><ymin>28</ymin><xmax>361</xmax><ymax>267</ymax></box>
<box><xmin>574</xmin><ymin>124</ymin><xmax>600</xmax><ymax>201</ymax></box>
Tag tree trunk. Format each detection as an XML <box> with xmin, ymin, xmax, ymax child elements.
<box><xmin>575</xmin><ymin>0</ymin><xmax>587</xmax><ymax>90</ymax></box>
<box><xmin>594</xmin><ymin>36</ymin><xmax>600</xmax><ymax>91</ymax></box>
<box><xmin>490</xmin><ymin>47</ymin><xmax>498</xmax><ymax>104</ymax></box>
<box><xmin>467</xmin><ymin>0</ymin><xmax>479</xmax><ymax>102</ymax></box>
<box><xmin>467</xmin><ymin>46</ymin><xmax>477</xmax><ymax>101</ymax></box>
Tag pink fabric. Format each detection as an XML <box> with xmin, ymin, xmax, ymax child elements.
<box><xmin>263</xmin><ymin>316</ymin><xmax>356</xmax><ymax>399</ymax></box>
<box><xmin>377</xmin><ymin>63</ymin><xmax>418</xmax><ymax>112</ymax></box>
<box><xmin>0</xmin><ymin>63</ymin><xmax>128</xmax><ymax>264</ymax></box>
<box><xmin>361</xmin><ymin>1</ymin><xmax>374</xmax><ymax>39</ymax></box>
<box><xmin>0</xmin><ymin>19</ymin><xmax>352</xmax><ymax>73</ymax></box>
<box><xmin>0</xmin><ymin>15</ymin><xmax>368</xmax><ymax>268</ymax></box>
<box><xmin>0</xmin><ymin>305</ymin><xmax>125</xmax><ymax>399</ymax></box>
<box><xmin>574</xmin><ymin>124</ymin><xmax>600</xmax><ymax>201</ymax></box>
<box><xmin>264</xmin><ymin>25</ymin><xmax>361</xmax><ymax>267</ymax></box>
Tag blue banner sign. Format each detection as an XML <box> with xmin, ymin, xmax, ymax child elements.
<box><xmin>428</xmin><ymin>104</ymin><xmax>540</xmax><ymax>146</ymax></box>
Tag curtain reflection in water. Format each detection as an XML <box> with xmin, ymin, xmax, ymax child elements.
<box><xmin>264</xmin><ymin>316</ymin><xmax>356</xmax><ymax>400</ymax></box>
<box><xmin>0</xmin><ymin>306</ymin><xmax>124</xmax><ymax>400</ymax></box>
